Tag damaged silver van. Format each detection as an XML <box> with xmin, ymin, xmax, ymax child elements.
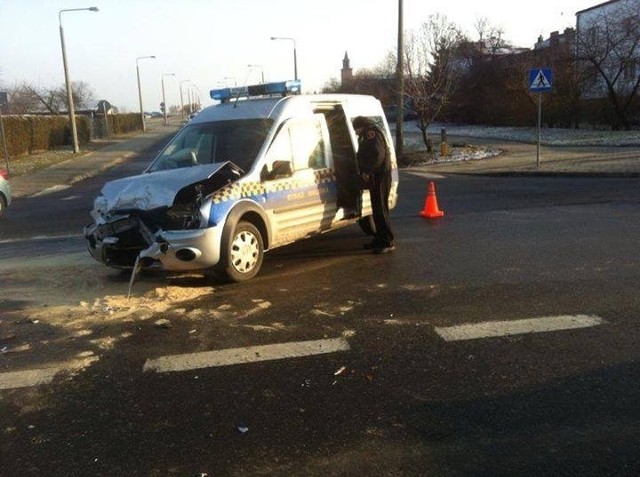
<box><xmin>84</xmin><ymin>80</ymin><xmax>399</xmax><ymax>282</ymax></box>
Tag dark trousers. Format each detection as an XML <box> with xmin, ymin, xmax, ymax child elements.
<box><xmin>370</xmin><ymin>170</ymin><xmax>394</xmax><ymax>247</ymax></box>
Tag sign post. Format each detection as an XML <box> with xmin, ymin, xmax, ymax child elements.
<box><xmin>528</xmin><ymin>68</ymin><xmax>553</xmax><ymax>167</ymax></box>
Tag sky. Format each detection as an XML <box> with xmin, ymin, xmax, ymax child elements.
<box><xmin>0</xmin><ymin>0</ymin><xmax>598</xmax><ymax>113</ymax></box>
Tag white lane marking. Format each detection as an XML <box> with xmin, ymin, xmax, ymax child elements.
<box><xmin>435</xmin><ymin>315</ymin><xmax>604</xmax><ymax>342</ymax></box>
<box><xmin>0</xmin><ymin>368</ymin><xmax>62</xmax><ymax>390</ymax></box>
<box><xmin>143</xmin><ymin>337</ymin><xmax>351</xmax><ymax>374</ymax></box>
<box><xmin>404</xmin><ymin>171</ymin><xmax>447</xmax><ymax>179</ymax></box>
<box><xmin>30</xmin><ymin>185</ymin><xmax>71</xmax><ymax>197</ymax></box>
<box><xmin>0</xmin><ymin>358</ymin><xmax>98</xmax><ymax>390</ymax></box>
<box><xmin>0</xmin><ymin>234</ymin><xmax>82</xmax><ymax>244</ymax></box>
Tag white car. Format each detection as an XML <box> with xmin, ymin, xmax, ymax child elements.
<box><xmin>84</xmin><ymin>80</ymin><xmax>399</xmax><ymax>282</ymax></box>
<box><xmin>0</xmin><ymin>168</ymin><xmax>12</xmax><ymax>217</ymax></box>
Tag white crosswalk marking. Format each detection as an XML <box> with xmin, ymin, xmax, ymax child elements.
<box><xmin>0</xmin><ymin>357</ymin><xmax>98</xmax><ymax>390</ymax></box>
<box><xmin>143</xmin><ymin>337</ymin><xmax>351</xmax><ymax>373</ymax></box>
<box><xmin>435</xmin><ymin>315</ymin><xmax>604</xmax><ymax>342</ymax></box>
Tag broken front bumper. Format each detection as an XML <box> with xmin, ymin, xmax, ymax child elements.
<box><xmin>84</xmin><ymin>223</ymin><xmax>223</xmax><ymax>272</ymax></box>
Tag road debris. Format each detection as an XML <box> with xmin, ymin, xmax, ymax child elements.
<box><xmin>154</xmin><ymin>319</ymin><xmax>171</xmax><ymax>329</ymax></box>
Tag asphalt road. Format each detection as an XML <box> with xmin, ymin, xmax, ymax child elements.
<box><xmin>2</xmin><ymin>153</ymin><xmax>640</xmax><ymax>475</ymax></box>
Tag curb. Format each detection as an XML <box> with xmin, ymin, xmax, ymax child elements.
<box><xmin>10</xmin><ymin>128</ymin><xmax>178</xmax><ymax>199</ymax></box>
<box><xmin>65</xmin><ymin>154</ymin><xmax>132</xmax><ymax>186</ymax></box>
<box><xmin>411</xmin><ymin>168</ymin><xmax>640</xmax><ymax>179</ymax></box>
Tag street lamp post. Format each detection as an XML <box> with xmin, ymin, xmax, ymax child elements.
<box><xmin>395</xmin><ymin>0</ymin><xmax>404</xmax><ymax>156</ymax></box>
<box><xmin>195</xmin><ymin>86</ymin><xmax>201</xmax><ymax>111</ymax></box>
<box><xmin>59</xmin><ymin>6</ymin><xmax>99</xmax><ymax>154</ymax></box>
<box><xmin>189</xmin><ymin>85</ymin><xmax>200</xmax><ymax>113</ymax></box>
<box><xmin>161</xmin><ymin>73</ymin><xmax>175</xmax><ymax>126</ymax></box>
<box><xmin>179</xmin><ymin>80</ymin><xmax>190</xmax><ymax>119</ymax></box>
<box><xmin>136</xmin><ymin>55</ymin><xmax>155</xmax><ymax>133</ymax></box>
<box><xmin>248</xmin><ymin>64</ymin><xmax>265</xmax><ymax>83</ymax></box>
<box><xmin>270</xmin><ymin>36</ymin><xmax>297</xmax><ymax>81</ymax></box>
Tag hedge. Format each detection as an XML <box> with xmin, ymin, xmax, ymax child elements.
<box><xmin>0</xmin><ymin>114</ymin><xmax>92</xmax><ymax>158</ymax></box>
<box><xmin>0</xmin><ymin>113</ymin><xmax>143</xmax><ymax>159</ymax></box>
<box><xmin>107</xmin><ymin>113</ymin><xmax>143</xmax><ymax>134</ymax></box>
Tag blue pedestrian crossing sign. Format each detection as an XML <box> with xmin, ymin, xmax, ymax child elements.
<box><xmin>529</xmin><ymin>68</ymin><xmax>553</xmax><ymax>92</ymax></box>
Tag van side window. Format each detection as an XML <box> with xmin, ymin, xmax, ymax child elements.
<box><xmin>267</xmin><ymin>126</ymin><xmax>294</xmax><ymax>166</ymax></box>
<box><xmin>290</xmin><ymin>119</ymin><xmax>326</xmax><ymax>170</ymax></box>
<box><xmin>266</xmin><ymin>117</ymin><xmax>327</xmax><ymax>176</ymax></box>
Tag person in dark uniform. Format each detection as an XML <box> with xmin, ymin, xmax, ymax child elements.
<box><xmin>352</xmin><ymin>116</ymin><xmax>395</xmax><ymax>254</ymax></box>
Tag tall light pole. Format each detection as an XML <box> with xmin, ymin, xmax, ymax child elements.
<box><xmin>190</xmin><ymin>85</ymin><xmax>201</xmax><ymax>113</ymax></box>
<box><xmin>395</xmin><ymin>0</ymin><xmax>405</xmax><ymax>157</ymax></box>
<box><xmin>59</xmin><ymin>6</ymin><xmax>99</xmax><ymax>153</ymax></box>
<box><xmin>179</xmin><ymin>79</ymin><xmax>190</xmax><ymax>119</ymax></box>
<box><xmin>270</xmin><ymin>37</ymin><xmax>297</xmax><ymax>81</ymax></box>
<box><xmin>248</xmin><ymin>64</ymin><xmax>264</xmax><ymax>83</ymax></box>
<box><xmin>161</xmin><ymin>73</ymin><xmax>175</xmax><ymax>126</ymax></box>
<box><xmin>136</xmin><ymin>55</ymin><xmax>155</xmax><ymax>132</ymax></box>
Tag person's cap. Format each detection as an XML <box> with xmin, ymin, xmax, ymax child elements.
<box><xmin>352</xmin><ymin>116</ymin><xmax>370</xmax><ymax>129</ymax></box>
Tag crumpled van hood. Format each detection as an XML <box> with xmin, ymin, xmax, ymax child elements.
<box><xmin>100</xmin><ymin>163</ymin><xmax>227</xmax><ymax>212</ymax></box>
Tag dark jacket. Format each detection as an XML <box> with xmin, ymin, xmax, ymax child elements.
<box><xmin>355</xmin><ymin>120</ymin><xmax>391</xmax><ymax>175</ymax></box>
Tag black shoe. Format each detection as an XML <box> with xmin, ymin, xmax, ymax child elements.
<box><xmin>363</xmin><ymin>241</ymin><xmax>383</xmax><ymax>250</ymax></box>
<box><xmin>373</xmin><ymin>245</ymin><xmax>395</xmax><ymax>254</ymax></box>
<box><xmin>341</xmin><ymin>208</ymin><xmax>359</xmax><ymax>220</ymax></box>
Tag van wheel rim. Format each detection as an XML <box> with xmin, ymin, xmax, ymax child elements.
<box><xmin>230</xmin><ymin>230</ymin><xmax>259</xmax><ymax>273</ymax></box>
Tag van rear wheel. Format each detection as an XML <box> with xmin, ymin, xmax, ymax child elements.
<box><xmin>217</xmin><ymin>221</ymin><xmax>264</xmax><ymax>282</ymax></box>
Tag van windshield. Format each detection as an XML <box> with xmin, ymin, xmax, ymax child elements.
<box><xmin>147</xmin><ymin>118</ymin><xmax>273</xmax><ymax>173</ymax></box>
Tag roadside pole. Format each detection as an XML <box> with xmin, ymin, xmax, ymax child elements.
<box><xmin>0</xmin><ymin>92</ymin><xmax>10</xmax><ymax>173</ymax></box>
<box><xmin>395</xmin><ymin>0</ymin><xmax>404</xmax><ymax>157</ymax></box>
<box><xmin>536</xmin><ymin>93</ymin><xmax>542</xmax><ymax>167</ymax></box>
<box><xmin>0</xmin><ymin>112</ymin><xmax>10</xmax><ymax>174</ymax></box>
<box><xmin>102</xmin><ymin>102</ymin><xmax>111</xmax><ymax>143</ymax></box>
<box><xmin>528</xmin><ymin>68</ymin><xmax>553</xmax><ymax>167</ymax></box>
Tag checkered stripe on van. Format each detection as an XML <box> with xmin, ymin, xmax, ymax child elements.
<box><xmin>211</xmin><ymin>168</ymin><xmax>337</xmax><ymax>204</ymax></box>
<box><xmin>315</xmin><ymin>169</ymin><xmax>335</xmax><ymax>183</ymax></box>
<box><xmin>212</xmin><ymin>182</ymin><xmax>265</xmax><ymax>204</ymax></box>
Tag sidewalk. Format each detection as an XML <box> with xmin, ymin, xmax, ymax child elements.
<box><xmin>401</xmin><ymin>126</ymin><xmax>640</xmax><ymax>177</ymax></box>
<box><xmin>412</xmin><ymin>137</ymin><xmax>640</xmax><ymax>177</ymax></box>
<box><xmin>9</xmin><ymin>120</ymin><xmax>181</xmax><ymax>199</ymax></box>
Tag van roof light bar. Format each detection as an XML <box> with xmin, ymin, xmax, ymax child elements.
<box><xmin>210</xmin><ymin>80</ymin><xmax>301</xmax><ymax>103</ymax></box>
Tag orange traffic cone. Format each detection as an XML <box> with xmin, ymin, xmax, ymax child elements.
<box><xmin>420</xmin><ymin>181</ymin><xmax>445</xmax><ymax>218</ymax></box>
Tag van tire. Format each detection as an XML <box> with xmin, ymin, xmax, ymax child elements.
<box><xmin>358</xmin><ymin>216</ymin><xmax>376</xmax><ymax>236</ymax></box>
<box><xmin>217</xmin><ymin>221</ymin><xmax>264</xmax><ymax>282</ymax></box>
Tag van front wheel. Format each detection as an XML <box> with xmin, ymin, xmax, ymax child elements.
<box><xmin>217</xmin><ymin>221</ymin><xmax>264</xmax><ymax>282</ymax></box>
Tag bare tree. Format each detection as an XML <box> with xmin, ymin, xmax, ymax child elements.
<box><xmin>474</xmin><ymin>16</ymin><xmax>511</xmax><ymax>53</ymax></box>
<box><xmin>371</xmin><ymin>51</ymin><xmax>397</xmax><ymax>78</ymax></box>
<box><xmin>5</xmin><ymin>81</ymin><xmax>95</xmax><ymax>114</ymax></box>
<box><xmin>5</xmin><ymin>83</ymin><xmax>39</xmax><ymax>114</ymax></box>
<box><xmin>321</xmin><ymin>77</ymin><xmax>341</xmax><ymax>93</ymax></box>
<box><xmin>68</xmin><ymin>81</ymin><xmax>95</xmax><ymax>110</ymax></box>
<box><xmin>404</xmin><ymin>14</ymin><xmax>467</xmax><ymax>151</ymax></box>
<box><xmin>576</xmin><ymin>0</ymin><xmax>640</xmax><ymax>129</ymax></box>
<box><xmin>31</xmin><ymin>85</ymin><xmax>65</xmax><ymax>113</ymax></box>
